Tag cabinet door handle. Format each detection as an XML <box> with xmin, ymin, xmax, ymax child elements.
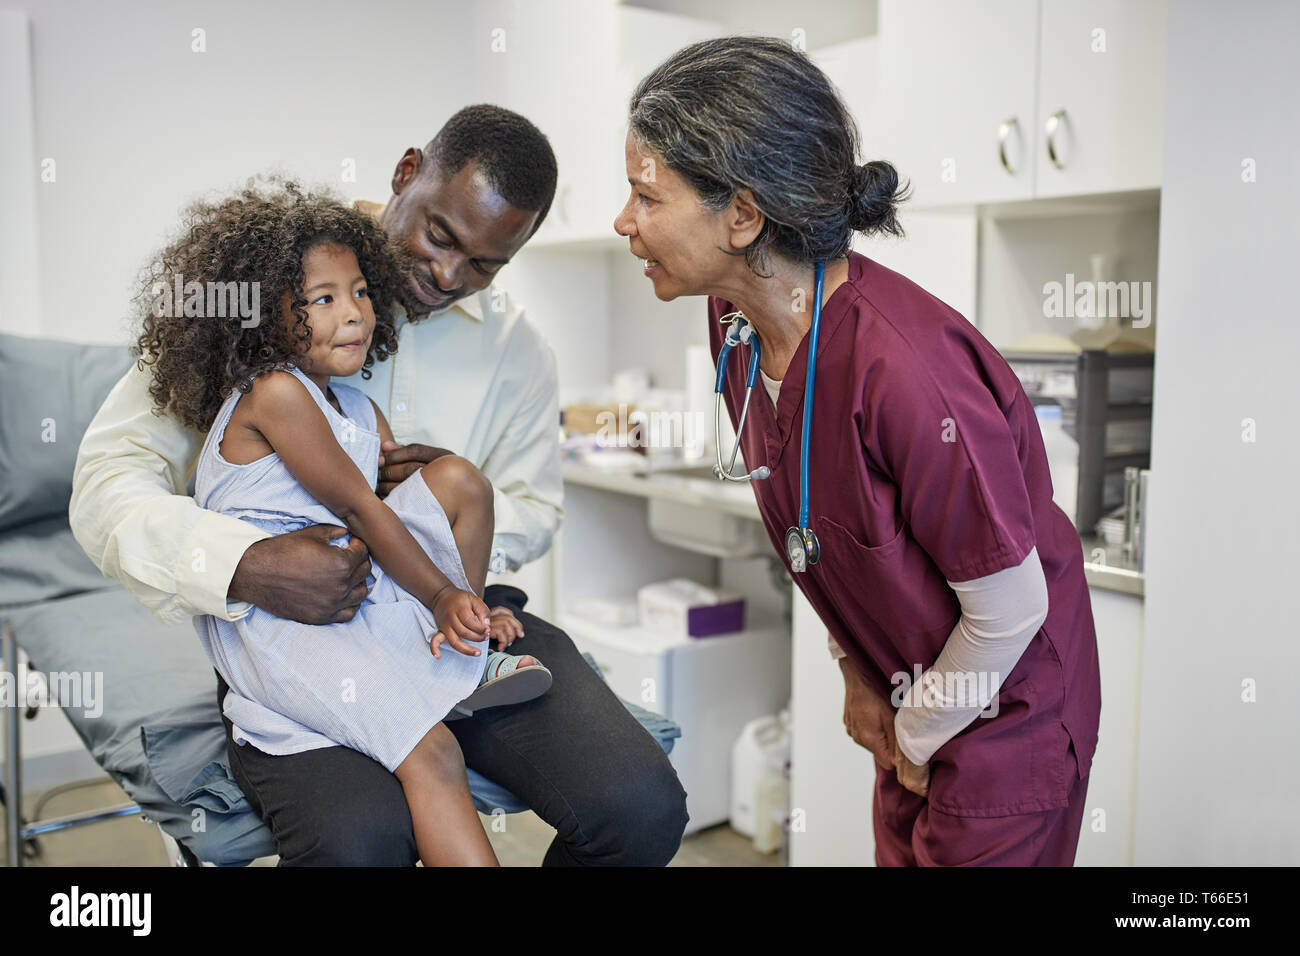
<box><xmin>1045</xmin><ymin>108</ymin><xmax>1069</xmax><ymax>170</ymax></box>
<box><xmin>998</xmin><ymin>116</ymin><xmax>1021</xmax><ymax>175</ymax></box>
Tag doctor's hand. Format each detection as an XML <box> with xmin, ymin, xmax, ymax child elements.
<box><xmin>840</xmin><ymin>658</ymin><xmax>899</xmax><ymax>771</ymax></box>
<box><xmin>891</xmin><ymin>734</ymin><xmax>931</xmax><ymax>799</ymax></box>
<box><xmin>377</xmin><ymin>441</ymin><xmax>455</xmax><ymax>498</ymax></box>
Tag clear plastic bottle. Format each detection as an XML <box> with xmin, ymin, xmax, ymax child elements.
<box><xmin>1035</xmin><ymin>403</ymin><xmax>1078</xmax><ymax>525</ymax></box>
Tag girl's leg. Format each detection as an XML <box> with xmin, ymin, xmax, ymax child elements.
<box><xmin>421</xmin><ymin>456</ymin><xmax>493</xmax><ymax>597</ymax></box>
<box><xmin>393</xmin><ymin>722</ymin><xmax>498</xmax><ymax>866</ymax></box>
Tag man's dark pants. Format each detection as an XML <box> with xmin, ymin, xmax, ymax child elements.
<box><xmin>217</xmin><ymin>585</ymin><xmax>690</xmax><ymax>865</ymax></box>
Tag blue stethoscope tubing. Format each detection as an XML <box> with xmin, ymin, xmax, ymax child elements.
<box><xmin>714</xmin><ymin>261</ymin><xmax>825</xmax><ymax>572</ymax></box>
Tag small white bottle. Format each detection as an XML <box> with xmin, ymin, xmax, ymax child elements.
<box><xmin>1035</xmin><ymin>404</ymin><xmax>1078</xmax><ymax>525</ymax></box>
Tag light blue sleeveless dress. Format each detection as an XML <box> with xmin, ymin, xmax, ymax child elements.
<box><xmin>192</xmin><ymin>365</ymin><xmax>489</xmax><ymax>773</ymax></box>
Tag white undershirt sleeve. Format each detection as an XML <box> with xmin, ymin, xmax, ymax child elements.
<box><xmin>892</xmin><ymin>545</ymin><xmax>1050</xmax><ymax>765</ymax></box>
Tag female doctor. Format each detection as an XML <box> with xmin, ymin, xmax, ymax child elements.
<box><xmin>613</xmin><ymin>37</ymin><xmax>1102</xmax><ymax>866</ymax></box>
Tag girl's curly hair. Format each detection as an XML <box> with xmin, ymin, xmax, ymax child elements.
<box><xmin>133</xmin><ymin>177</ymin><xmax>411</xmax><ymax>433</ymax></box>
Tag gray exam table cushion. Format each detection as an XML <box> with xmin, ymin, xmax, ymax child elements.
<box><xmin>4</xmin><ymin>577</ymin><xmax>275</xmax><ymax>865</ymax></box>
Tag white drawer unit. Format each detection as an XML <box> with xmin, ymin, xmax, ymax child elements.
<box><xmin>560</xmin><ymin>613</ymin><xmax>790</xmax><ymax>834</ymax></box>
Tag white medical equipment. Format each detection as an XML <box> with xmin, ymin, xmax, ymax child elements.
<box><xmin>637</xmin><ymin>577</ymin><xmax>745</xmax><ymax>638</ymax></box>
<box><xmin>730</xmin><ymin>711</ymin><xmax>791</xmax><ymax>853</ymax></box>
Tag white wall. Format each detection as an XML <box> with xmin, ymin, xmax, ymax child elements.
<box><xmin>605</xmin><ymin>246</ymin><xmax>708</xmax><ymax>392</ymax></box>
<box><xmin>1134</xmin><ymin>0</ymin><xmax>1300</xmax><ymax>865</ymax></box>
<box><xmin>0</xmin><ymin>10</ymin><xmax>41</xmax><ymax>336</ymax></box>
<box><xmin>5</xmin><ymin>0</ymin><xmax>501</xmax><ymax>343</ymax></box>
<box><xmin>498</xmin><ymin>246</ymin><xmax>616</xmax><ymax>400</ymax></box>
<box><xmin>1</xmin><ymin>0</ymin><xmax>646</xmax><ymax>407</ymax></box>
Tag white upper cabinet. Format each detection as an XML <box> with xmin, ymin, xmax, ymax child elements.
<box><xmin>813</xmin><ymin>35</ymin><xmax>882</xmax><ymax>143</ymax></box>
<box><xmin>1034</xmin><ymin>0</ymin><xmax>1167</xmax><ymax>198</ymax></box>
<box><xmin>878</xmin><ymin>0</ymin><xmax>1041</xmax><ymax>207</ymax></box>
<box><xmin>508</xmin><ymin>3</ymin><xmax>719</xmax><ymax>247</ymax></box>
<box><xmin>492</xmin><ymin>0</ymin><xmax>619</xmax><ymax>247</ymax></box>
<box><xmin>878</xmin><ymin>0</ymin><xmax>1167</xmax><ymax>209</ymax></box>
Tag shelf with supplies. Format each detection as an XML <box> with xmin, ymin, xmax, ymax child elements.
<box><xmin>1003</xmin><ymin>348</ymin><xmax>1154</xmax><ymax>534</ymax></box>
<box><xmin>1005</xmin><ymin>347</ymin><xmax>1152</xmax><ymax>598</ymax></box>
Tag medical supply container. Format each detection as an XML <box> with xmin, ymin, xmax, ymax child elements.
<box><xmin>637</xmin><ymin>578</ymin><xmax>745</xmax><ymax>638</ymax></box>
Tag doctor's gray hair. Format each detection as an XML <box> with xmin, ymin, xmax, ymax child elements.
<box><xmin>629</xmin><ymin>36</ymin><xmax>909</xmax><ymax>274</ymax></box>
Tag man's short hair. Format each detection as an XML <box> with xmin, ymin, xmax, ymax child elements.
<box><xmin>425</xmin><ymin>104</ymin><xmax>559</xmax><ymax>236</ymax></box>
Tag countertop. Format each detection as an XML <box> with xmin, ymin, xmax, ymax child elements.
<box><xmin>562</xmin><ymin>455</ymin><xmax>762</xmax><ymax>520</ymax></box>
<box><xmin>562</xmin><ymin>455</ymin><xmax>1144</xmax><ymax>597</ymax></box>
<box><xmin>1078</xmin><ymin>533</ymin><xmax>1145</xmax><ymax>597</ymax></box>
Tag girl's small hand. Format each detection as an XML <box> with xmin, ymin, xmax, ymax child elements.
<box><xmin>488</xmin><ymin>607</ymin><xmax>525</xmax><ymax>650</ymax></box>
<box><xmin>430</xmin><ymin>630</ymin><xmax>472</xmax><ymax>659</ymax></box>
<box><xmin>429</xmin><ymin>587</ymin><xmax>491</xmax><ymax>657</ymax></box>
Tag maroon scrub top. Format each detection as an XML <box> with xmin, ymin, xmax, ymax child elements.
<box><xmin>708</xmin><ymin>252</ymin><xmax>1101</xmax><ymax>817</ymax></box>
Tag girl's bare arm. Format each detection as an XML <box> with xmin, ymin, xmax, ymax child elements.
<box><xmin>240</xmin><ymin>371</ymin><xmax>487</xmax><ymax>648</ymax></box>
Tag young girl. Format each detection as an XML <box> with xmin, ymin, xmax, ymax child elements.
<box><xmin>134</xmin><ymin>179</ymin><xmax>550</xmax><ymax>866</ymax></box>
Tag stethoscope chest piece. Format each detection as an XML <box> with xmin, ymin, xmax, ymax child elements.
<box><xmin>785</xmin><ymin>525</ymin><xmax>820</xmax><ymax>573</ymax></box>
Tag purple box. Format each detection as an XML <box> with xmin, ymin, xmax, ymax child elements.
<box><xmin>686</xmin><ymin>599</ymin><xmax>746</xmax><ymax>638</ymax></box>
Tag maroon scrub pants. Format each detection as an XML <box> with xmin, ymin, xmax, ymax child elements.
<box><xmin>872</xmin><ymin>742</ymin><xmax>1090</xmax><ymax>866</ymax></box>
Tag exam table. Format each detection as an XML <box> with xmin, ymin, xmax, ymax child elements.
<box><xmin>0</xmin><ymin>332</ymin><xmax>680</xmax><ymax>866</ymax></box>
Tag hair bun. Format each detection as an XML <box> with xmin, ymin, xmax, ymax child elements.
<box><xmin>847</xmin><ymin>160</ymin><xmax>910</xmax><ymax>237</ymax></box>
<box><xmin>848</xmin><ymin>163</ymin><xmax>873</xmax><ymax>201</ymax></box>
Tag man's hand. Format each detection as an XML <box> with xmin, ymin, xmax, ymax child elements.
<box><xmin>840</xmin><ymin>658</ymin><xmax>900</xmax><ymax>771</ymax></box>
<box><xmin>377</xmin><ymin>440</ymin><xmax>454</xmax><ymax>498</ymax></box>
<box><xmin>228</xmin><ymin>525</ymin><xmax>371</xmax><ymax>625</ymax></box>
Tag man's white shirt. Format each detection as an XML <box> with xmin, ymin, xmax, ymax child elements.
<box><xmin>339</xmin><ymin>287</ymin><xmax>563</xmax><ymax>577</ymax></box>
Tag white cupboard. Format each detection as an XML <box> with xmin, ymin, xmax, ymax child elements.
<box><xmin>788</xmin><ymin>584</ymin><xmax>877</xmax><ymax>866</ymax></box>
<box><xmin>1075</xmin><ymin>585</ymin><xmax>1145</xmax><ymax>866</ymax></box>
<box><xmin>877</xmin><ymin>0</ymin><xmax>1167</xmax><ymax>208</ymax></box>
<box><xmin>501</xmin><ymin>3</ymin><xmax>720</xmax><ymax>247</ymax></box>
<box><xmin>878</xmin><ymin>0</ymin><xmax>1041</xmax><ymax>207</ymax></box>
<box><xmin>1035</xmin><ymin>0</ymin><xmax>1167</xmax><ymax>197</ymax></box>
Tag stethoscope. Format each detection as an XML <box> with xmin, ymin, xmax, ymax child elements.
<box><xmin>714</xmin><ymin>261</ymin><xmax>825</xmax><ymax>573</ymax></box>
